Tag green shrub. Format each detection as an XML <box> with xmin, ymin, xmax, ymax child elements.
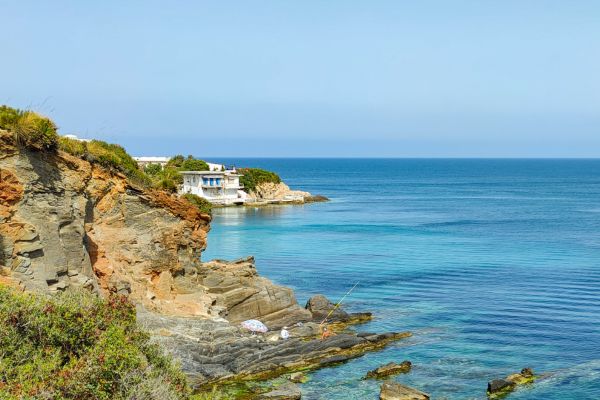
<box><xmin>0</xmin><ymin>105</ymin><xmax>58</xmax><ymax>151</ymax></box>
<box><xmin>180</xmin><ymin>158</ymin><xmax>209</xmax><ymax>171</ymax></box>
<box><xmin>58</xmin><ymin>136</ymin><xmax>87</xmax><ymax>157</ymax></box>
<box><xmin>152</xmin><ymin>166</ymin><xmax>183</xmax><ymax>193</ymax></box>
<box><xmin>182</xmin><ymin>193</ymin><xmax>212</xmax><ymax>215</ymax></box>
<box><xmin>238</xmin><ymin>168</ymin><xmax>281</xmax><ymax>193</ymax></box>
<box><xmin>59</xmin><ymin>137</ymin><xmax>152</xmax><ymax>187</ymax></box>
<box><xmin>144</xmin><ymin>163</ymin><xmax>163</xmax><ymax>176</ymax></box>
<box><xmin>0</xmin><ymin>285</ymin><xmax>192</xmax><ymax>400</ymax></box>
<box><xmin>166</xmin><ymin>154</ymin><xmax>185</xmax><ymax>168</ymax></box>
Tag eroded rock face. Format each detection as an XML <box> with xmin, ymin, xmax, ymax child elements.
<box><xmin>200</xmin><ymin>257</ymin><xmax>312</xmax><ymax>327</ymax></box>
<box><xmin>0</xmin><ymin>130</ymin><xmax>211</xmax><ymax>315</ymax></box>
<box><xmin>379</xmin><ymin>381</ymin><xmax>430</xmax><ymax>400</ymax></box>
<box><xmin>0</xmin><ymin>131</ymin><xmax>317</xmax><ymax>326</ymax></box>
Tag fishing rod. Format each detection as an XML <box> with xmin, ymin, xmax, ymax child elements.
<box><xmin>319</xmin><ymin>281</ymin><xmax>360</xmax><ymax>326</ymax></box>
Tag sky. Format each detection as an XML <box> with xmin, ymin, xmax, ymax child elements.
<box><xmin>1</xmin><ymin>1</ymin><xmax>599</xmax><ymax>157</ymax></box>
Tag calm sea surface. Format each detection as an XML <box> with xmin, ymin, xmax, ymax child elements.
<box><xmin>202</xmin><ymin>159</ymin><xmax>600</xmax><ymax>400</ymax></box>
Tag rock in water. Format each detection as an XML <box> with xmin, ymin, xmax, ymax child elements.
<box><xmin>365</xmin><ymin>361</ymin><xmax>412</xmax><ymax>379</ymax></box>
<box><xmin>487</xmin><ymin>368</ymin><xmax>536</xmax><ymax>397</ymax></box>
<box><xmin>256</xmin><ymin>383</ymin><xmax>302</xmax><ymax>399</ymax></box>
<box><xmin>379</xmin><ymin>381</ymin><xmax>430</xmax><ymax>400</ymax></box>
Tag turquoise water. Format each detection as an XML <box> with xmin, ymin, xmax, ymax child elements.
<box><xmin>202</xmin><ymin>159</ymin><xmax>600</xmax><ymax>400</ymax></box>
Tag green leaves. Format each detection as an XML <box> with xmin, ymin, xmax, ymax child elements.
<box><xmin>238</xmin><ymin>168</ymin><xmax>281</xmax><ymax>192</ymax></box>
<box><xmin>0</xmin><ymin>286</ymin><xmax>192</xmax><ymax>400</ymax></box>
<box><xmin>0</xmin><ymin>105</ymin><xmax>58</xmax><ymax>151</ymax></box>
<box><xmin>182</xmin><ymin>193</ymin><xmax>212</xmax><ymax>215</ymax></box>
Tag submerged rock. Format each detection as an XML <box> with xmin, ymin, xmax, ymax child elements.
<box><xmin>379</xmin><ymin>381</ymin><xmax>429</xmax><ymax>400</ymax></box>
<box><xmin>255</xmin><ymin>383</ymin><xmax>301</xmax><ymax>399</ymax></box>
<box><xmin>487</xmin><ymin>368</ymin><xmax>536</xmax><ymax>397</ymax></box>
<box><xmin>365</xmin><ymin>361</ymin><xmax>412</xmax><ymax>379</ymax></box>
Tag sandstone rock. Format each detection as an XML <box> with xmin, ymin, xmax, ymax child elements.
<box><xmin>379</xmin><ymin>381</ymin><xmax>429</xmax><ymax>400</ymax></box>
<box><xmin>365</xmin><ymin>361</ymin><xmax>412</xmax><ymax>379</ymax></box>
<box><xmin>0</xmin><ymin>130</ymin><xmax>210</xmax><ymax>314</ymax></box>
<box><xmin>201</xmin><ymin>258</ymin><xmax>312</xmax><ymax>328</ymax></box>
<box><xmin>255</xmin><ymin>383</ymin><xmax>301</xmax><ymax>400</ymax></box>
<box><xmin>306</xmin><ymin>294</ymin><xmax>349</xmax><ymax>322</ymax></box>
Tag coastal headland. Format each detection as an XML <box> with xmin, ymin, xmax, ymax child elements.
<box><xmin>0</xmin><ymin>121</ymin><xmax>410</xmax><ymax>398</ymax></box>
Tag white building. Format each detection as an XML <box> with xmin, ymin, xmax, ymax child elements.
<box><xmin>180</xmin><ymin>169</ymin><xmax>246</xmax><ymax>205</ymax></box>
<box><xmin>133</xmin><ymin>156</ymin><xmax>170</xmax><ymax>168</ymax></box>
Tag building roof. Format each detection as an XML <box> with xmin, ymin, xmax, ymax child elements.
<box><xmin>180</xmin><ymin>170</ymin><xmax>242</xmax><ymax>176</ymax></box>
<box><xmin>133</xmin><ymin>156</ymin><xmax>171</xmax><ymax>162</ymax></box>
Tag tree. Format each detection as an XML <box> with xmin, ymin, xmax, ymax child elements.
<box><xmin>144</xmin><ymin>163</ymin><xmax>162</xmax><ymax>176</ymax></box>
<box><xmin>180</xmin><ymin>158</ymin><xmax>209</xmax><ymax>171</ymax></box>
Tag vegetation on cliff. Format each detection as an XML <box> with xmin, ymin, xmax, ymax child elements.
<box><xmin>238</xmin><ymin>168</ymin><xmax>281</xmax><ymax>193</ymax></box>
<box><xmin>181</xmin><ymin>193</ymin><xmax>213</xmax><ymax>214</ymax></box>
<box><xmin>59</xmin><ymin>136</ymin><xmax>152</xmax><ymax>187</ymax></box>
<box><xmin>0</xmin><ymin>105</ymin><xmax>58</xmax><ymax>151</ymax></box>
<box><xmin>0</xmin><ymin>284</ymin><xmax>199</xmax><ymax>400</ymax></box>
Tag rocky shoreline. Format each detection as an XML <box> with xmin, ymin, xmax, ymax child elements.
<box><xmin>241</xmin><ymin>181</ymin><xmax>329</xmax><ymax>206</ymax></box>
<box><xmin>140</xmin><ymin>293</ymin><xmax>411</xmax><ymax>390</ymax></box>
<box><xmin>0</xmin><ymin>130</ymin><xmax>542</xmax><ymax>400</ymax></box>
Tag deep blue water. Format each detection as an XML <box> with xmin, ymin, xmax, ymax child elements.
<box><xmin>202</xmin><ymin>159</ymin><xmax>600</xmax><ymax>400</ymax></box>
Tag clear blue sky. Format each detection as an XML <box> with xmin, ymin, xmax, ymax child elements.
<box><xmin>2</xmin><ymin>1</ymin><xmax>599</xmax><ymax>157</ymax></box>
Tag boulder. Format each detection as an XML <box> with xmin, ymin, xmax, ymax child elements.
<box><xmin>255</xmin><ymin>383</ymin><xmax>301</xmax><ymax>400</ymax></box>
<box><xmin>365</xmin><ymin>361</ymin><xmax>412</xmax><ymax>379</ymax></box>
<box><xmin>305</xmin><ymin>294</ymin><xmax>349</xmax><ymax>322</ymax></box>
<box><xmin>487</xmin><ymin>379</ymin><xmax>514</xmax><ymax>395</ymax></box>
<box><xmin>487</xmin><ymin>368</ymin><xmax>536</xmax><ymax>397</ymax></box>
<box><xmin>379</xmin><ymin>381</ymin><xmax>429</xmax><ymax>400</ymax></box>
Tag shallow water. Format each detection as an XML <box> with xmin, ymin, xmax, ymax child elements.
<box><xmin>203</xmin><ymin>159</ymin><xmax>600</xmax><ymax>400</ymax></box>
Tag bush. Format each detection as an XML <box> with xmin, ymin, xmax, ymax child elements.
<box><xmin>182</xmin><ymin>193</ymin><xmax>212</xmax><ymax>215</ymax></box>
<box><xmin>58</xmin><ymin>136</ymin><xmax>87</xmax><ymax>157</ymax></box>
<box><xmin>166</xmin><ymin>154</ymin><xmax>185</xmax><ymax>168</ymax></box>
<box><xmin>238</xmin><ymin>168</ymin><xmax>281</xmax><ymax>193</ymax></box>
<box><xmin>0</xmin><ymin>105</ymin><xmax>58</xmax><ymax>151</ymax></box>
<box><xmin>144</xmin><ymin>163</ymin><xmax>163</xmax><ymax>176</ymax></box>
<box><xmin>180</xmin><ymin>158</ymin><xmax>209</xmax><ymax>171</ymax></box>
<box><xmin>0</xmin><ymin>285</ymin><xmax>193</xmax><ymax>400</ymax></box>
<box><xmin>59</xmin><ymin>138</ymin><xmax>152</xmax><ymax>187</ymax></box>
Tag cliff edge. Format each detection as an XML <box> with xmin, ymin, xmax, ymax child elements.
<box><xmin>0</xmin><ymin>130</ymin><xmax>308</xmax><ymax>323</ymax></box>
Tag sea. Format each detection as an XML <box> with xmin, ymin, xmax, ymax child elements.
<box><xmin>202</xmin><ymin>159</ymin><xmax>600</xmax><ymax>400</ymax></box>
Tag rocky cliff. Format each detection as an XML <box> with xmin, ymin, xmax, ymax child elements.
<box><xmin>0</xmin><ymin>130</ymin><xmax>308</xmax><ymax>322</ymax></box>
<box><xmin>1</xmin><ymin>130</ymin><xmax>410</xmax><ymax>390</ymax></box>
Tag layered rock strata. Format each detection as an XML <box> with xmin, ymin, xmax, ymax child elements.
<box><xmin>139</xmin><ymin>307</ymin><xmax>411</xmax><ymax>387</ymax></box>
